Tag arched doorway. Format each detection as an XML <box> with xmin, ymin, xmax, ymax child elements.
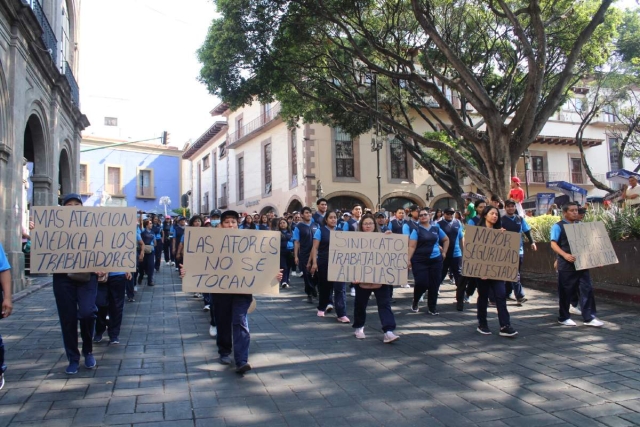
<box><xmin>59</xmin><ymin>148</ymin><xmax>72</xmax><ymax>199</ymax></box>
<box><xmin>259</xmin><ymin>205</ymin><xmax>278</xmax><ymax>216</ymax></box>
<box><xmin>432</xmin><ymin>197</ymin><xmax>458</xmax><ymax>210</ymax></box>
<box><xmin>327</xmin><ymin>195</ymin><xmax>367</xmax><ymax>213</ymax></box>
<box><xmin>23</xmin><ymin>114</ymin><xmax>48</xmax><ymax>206</ymax></box>
<box><xmin>381</xmin><ymin>197</ymin><xmax>418</xmax><ymax>212</ymax></box>
<box><xmin>286</xmin><ymin>198</ymin><xmax>303</xmax><ymax>214</ymax></box>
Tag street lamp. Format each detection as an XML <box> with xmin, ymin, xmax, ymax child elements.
<box><xmin>522</xmin><ymin>149</ymin><xmax>531</xmax><ymax>198</ymax></box>
<box><xmin>426</xmin><ymin>185</ymin><xmax>434</xmax><ymax>203</ymax></box>
<box><xmin>159</xmin><ymin>196</ymin><xmax>171</xmax><ymax>217</ymax></box>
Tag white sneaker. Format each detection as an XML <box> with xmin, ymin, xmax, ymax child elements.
<box><xmin>419</xmin><ymin>295</ymin><xmax>424</xmax><ymax>302</ymax></box>
<box><xmin>558</xmin><ymin>319</ymin><xmax>577</xmax><ymax>326</ymax></box>
<box><xmin>325</xmin><ymin>304</ymin><xmax>334</xmax><ymax>313</ymax></box>
<box><xmin>383</xmin><ymin>331</ymin><xmax>399</xmax><ymax>343</ymax></box>
<box><xmin>170</xmin><ymin>262</ymin><xmax>175</xmax><ymax>266</ymax></box>
<box><xmin>350</xmin><ymin>288</ymin><xmax>356</xmax><ymax>297</ymax></box>
<box><xmin>584</xmin><ymin>318</ymin><xmax>604</xmax><ymax>327</ymax></box>
<box><xmin>355</xmin><ymin>327</ymin><xmax>365</xmax><ymax>339</ymax></box>
<box><xmin>166</xmin><ymin>261</ymin><xmax>170</xmax><ymax>266</ymax></box>
<box><xmin>134</xmin><ymin>285</ymin><xmax>138</xmax><ymax>292</ymax></box>
<box><xmin>209</xmin><ymin>326</ymin><xmax>217</xmax><ymax>337</ymax></box>
<box><xmin>203</xmin><ymin>305</ymin><xmax>210</xmax><ymax>312</ymax></box>
<box><xmin>569</xmin><ymin>305</ymin><xmax>582</xmax><ymax>316</ymax></box>
<box><xmin>403</xmin><ymin>284</ymin><xmax>411</xmax><ymax>288</ymax></box>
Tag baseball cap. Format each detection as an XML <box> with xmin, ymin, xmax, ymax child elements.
<box><xmin>409</xmin><ymin>204</ymin><xmax>420</xmax><ymax>211</ymax></box>
<box><xmin>375</xmin><ymin>212</ymin><xmax>385</xmax><ymax>218</ymax></box>
<box><xmin>511</xmin><ymin>176</ymin><xmax>521</xmax><ymax>184</ymax></box>
<box><xmin>504</xmin><ymin>199</ymin><xmax>517</xmax><ymax>207</ymax></box>
<box><xmin>343</xmin><ymin>212</ymin><xmax>351</xmax><ymax>217</ymax></box>
<box><xmin>62</xmin><ymin>193</ymin><xmax>82</xmax><ymax>206</ymax></box>
<box><xmin>444</xmin><ymin>207</ymin><xmax>455</xmax><ymax>214</ymax></box>
<box><xmin>221</xmin><ymin>210</ymin><xmax>240</xmax><ymax>221</ymax></box>
<box><xmin>210</xmin><ymin>209</ymin><xmax>222</xmax><ymax>218</ymax></box>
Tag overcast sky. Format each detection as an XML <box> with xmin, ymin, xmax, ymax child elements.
<box><xmin>79</xmin><ymin>0</ymin><xmax>638</xmax><ymax>147</ymax></box>
<box><xmin>79</xmin><ymin>0</ymin><xmax>219</xmax><ymax>147</ymax></box>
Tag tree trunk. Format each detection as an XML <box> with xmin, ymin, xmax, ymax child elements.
<box><xmin>476</xmin><ymin>132</ymin><xmax>512</xmax><ymax>200</ymax></box>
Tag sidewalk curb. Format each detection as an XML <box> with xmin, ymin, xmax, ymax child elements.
<box><xmin>14</xmin><ymin>279</ymin><xmax>52</xmax><ymax>303</ymax></box>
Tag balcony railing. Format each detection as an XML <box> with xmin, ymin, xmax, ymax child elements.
<box><xmin>227</xmin><ymin>103</ymin><xmax>281</xmax><ymax>146</ymax></box>
<box><xmin>26</xmin><ymin>0</ymin><xmax>58</xmax><ymax>65</ymax></box>
<box><xmin>63</xmin><ymin>60</ymin><xmax>80</xmax><ymax>107</ymax></box>
<box><xmin>217</xmin><ymin>196</ymin><xmax>228</xmax><ymax>209</ymax></box>
<box><xmin>516</xmin><ymin>170</ymin><xmax>606</xmax><ymax>186</ymax></box>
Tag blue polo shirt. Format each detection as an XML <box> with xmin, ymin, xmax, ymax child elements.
<box><xmin>409</xmin><ymin>225</ymin><xmax>447</xmax><ymax>259</ymax></box>
<box><xmin>0</xmin><ymin>243</ymin><xmax>11</xmax><ymax>272</ymax></box>
<box><xmin>503</xmin><ymin>214</ymin><xmax>532</xmax><ymax>255</ymax></box>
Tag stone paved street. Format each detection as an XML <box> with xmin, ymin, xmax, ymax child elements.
<box><xmin>1</xmin><ymin>265</ymin><xmax>640</xmax><ymax>426</ymax></box>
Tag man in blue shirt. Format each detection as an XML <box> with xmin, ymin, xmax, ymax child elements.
<box><xmin>401</xmin><ymin>205</ymin><xmax>422</xmax><ymax>289</ymax></box>
<box><xmin>0</xmin><ymin>242</ymin><xmax>14</xmax><ymax>389</ymax></box>
<box><xmin>375</xmin><ymin>212</ymin><xmax>389</xmax><ymax>232</ymax></box>
<box><xmin>438</xmin><ymin>208</ymin><xmax>466</xmax><ymax>310</ymax></box>
<box><xmin>294</xmin><ymin>207</ymin><xmax>320</xmax><ymax>302</ymax></box>
<box><xmin>312</xmin><ymin>198</ymin><xmax>328</xmax><ymax>226</ymax></box>
<box><xmin>502</xmin><ymin>200</ymin><xmax>536</xmax><ymax>305</ymax></box>
<box><xmin>550</xmin><ymin>202</ymin><xmax>603</xmax><ymax>327</ymax></box>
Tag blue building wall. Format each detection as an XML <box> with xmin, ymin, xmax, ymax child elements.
<box><xmin>80</xmin><ymin>144</ymin><xmax>181</xmax><ymax>215</ymax></box>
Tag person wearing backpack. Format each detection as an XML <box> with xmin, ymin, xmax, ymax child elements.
<box><xmin>501</xmin><ymin>199</ymin><xmax>537</xmax><ymax>305</ymax></box>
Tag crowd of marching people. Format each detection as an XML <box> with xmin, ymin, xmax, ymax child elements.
<box><xmin>2</xmin><ymin>172</ymin><xmax>629</xmax><ymax>383</ymax></box>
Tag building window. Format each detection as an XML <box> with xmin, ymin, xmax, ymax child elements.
<box><xmin>203</xmin><ymin>192</ymin><xmax>210</xmax><ymax>214</ymax></box>
<box><xmin>137</xmin><ymin>168</ymin><xmax>154</xmax><ymax>198</ymax></box>
<box><xmin>531</xmin><ymin>156</ymin><xmax>545</xmax><ymax>183</ymax></box>
<box><xmin>264</xmin><ymin>142</ymin><xmax>272</xmax><ymax>195</ymax></box>
<box><xmin>79</xmin><ymin>163</ymin><xmax>89</xmax><ymax>194</ymax></box>
<box><xmin>202</xmin><ymin>154</ymin><xmax>210</xmax><ymax>170</ymax></box>
<box><xmin>389</xmin><ymin>138</ymin><xmax>408</xmax><ymax>179</ymax></box>
<box><xmin>219</xmin><ymin>141</ymin><xmax>227</xmax><ymax>159</ymax></box>
<box><xmin>609</xmin><ymin>137</ymin><xmax>620</xmax><ymax>171</ymax></box>
<box><xmin>104</xmin><ymin>117</ymin><xmax>118</xmax><ymax>126</ymax></box>
<box><xmin>570</xmin><ymin>157</ymin><xmax>584</xmax><ymax>184</ymax></box>
<box><xmin>236</xmin><ymin>117</ymin><xmax>243</xmax><ymax>139</ymax></box>
<box><xmin>238</xmin><ymin>157</ymin><xmax>244</xmax><ymax>202</ymax></box>
<box><xmin>290</xmin><ymin>128</ymin><xmax>298</xmax><ymax>186</ymax></box>
<box><xmin>106</xmin><ymin>166</ymin><xmax>122</xmax><ymax>195</ymax></box>
<box><xmin>262</xmin><ymin>103</ymin><xmax>272</xmax><ymax>123</ymax></box>
<box><xmin>335</xmin><ymin>128</ymin><xmax>354</xmax><ymax>177</ymax></box>
<box><xmin>603</xmin><ymin>105</ymin><xmax>616</xmax><ymax>123</ymax></box>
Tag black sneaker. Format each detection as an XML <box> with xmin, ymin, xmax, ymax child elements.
<box><xmin>235</xmin><ymin>363</ymin><xmax>252</xmax><ymax>374</ymax></box>
<box><xmin>477</xmin><ymin>325</ymin><xmax>492</xmax><ymax>335</ymax></box>
<box><xmin>456</xmin><ymin>301</ymin><xmax>464</xmax><ymax>311</ymax></box>
<box><xmin>147</xmin><ymin>282</ymin><xmax>155</xmax><ymax>287</ymax></box>
<box><xmin>307</xmin><ymin>295</ymin><xmax>313</xmax><ymax>304</ymax></box>
<box><xmin>127</xmin><ymin>298</ymin><xmax>135</xmax><ymax>302</ymax></box>
<box><xmin>410</xmin><ymin>302</ymin><xmax>419</xmax><ymax>313</ymax></box>
<box><xmin>219</xmin><ymin>355</ymin><xmax>232</xmax><ymax>365</ymax></box>
<box><xmin>137</xmin><ymin>275</ymin><xmax>143</xmax><ymax>285</ymax></box>
<box><xmin>428</xmin><ymin>310</ymin><xmax>439</xmax><ymax>316</ymax></box>
<box><xmin>499</xmin><ymin>325</ymin><xmax>518</xmax><ymax>337</ymax></box>
<box><xmin>517</xmin><ymin>297</ymin><xmax>528</xmax><ymax>306</ymax></box>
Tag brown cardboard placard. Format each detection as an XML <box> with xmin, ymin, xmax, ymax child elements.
<box><xmin>30</xmin><ymin>206</ymin><xmax>138</xmax><ymax>273</ymax></box>
<box><xmin>564</xmin><ymin>221</ymin><xmax>619</xmax><ymax>270</ymax></box>
<box><xmin>328</xmin><ymin>231</ymin><xmax>408</xmax><ymax>286</ymax></box>
<box><xmin>182</xmin><ymin>227</ymin><xmax>280</xmax><ymax>295</ymax></box>
<box><xmin>461</xmin><ymin>225</ymin><xmax>521</xmax><ymax>282</ymax></box>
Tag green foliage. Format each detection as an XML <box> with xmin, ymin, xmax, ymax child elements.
<box><xmin>528</xmin><ymin>207</ymin><xmax>640</xmax><ymax>242</ymax></box>
<box><xmin>527</xmin><ymin>215</ymin><xmax>560</xmax><ymax>243</ymax></box>
<box><xmin>616</xmin><ymin>9</ymin><xmax>640</xmax><ymax>64</ymax></box>
<box><xmin>171</xmin><ymin>208</ymin><xmax>190</xmax><ymax>218</ymax></box>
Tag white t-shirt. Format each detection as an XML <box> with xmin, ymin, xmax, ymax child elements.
<box><xmin>627</xmin><ymin>184</ymin><xmax>640</xmax><ymax>206</ymax></box>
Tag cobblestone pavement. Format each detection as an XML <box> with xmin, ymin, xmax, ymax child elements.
<box><xmin>1</xmin><ymin>265</ymin><xmax>640</xmax><ymax>426</ymax></box>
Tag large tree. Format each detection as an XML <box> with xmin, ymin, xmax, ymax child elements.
<box><xmin>198</xmin><ymin>0</ymin><xmax>620</xmax><ymax>198</ymax></box>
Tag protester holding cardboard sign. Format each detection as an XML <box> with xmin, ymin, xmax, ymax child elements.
<box><xmin>180</xmin><ymin>210</ymin><xmax>283</xmax><ymax>374</ymax></box>
<box><xmin>309</xmin><ymin>211</ymin><xmax>349</xmax><ymax>323</ymax></box>
<box><xmin>51</xmin><ymin>194</ymin><xmax>100</xmax><ymax>375</ymax></box>
<box><xmin>550</xmin><ymin>202</ymin><xmax>604</xmax><ymax>328</ymax></box>
<box><xmin>407</xmin><ymin>208</ymin><xmax>449</xmax><ymax>315</ymax></box>
<box><xmin>351</xmin><ymin>213</ymin><xmax>399</xmax><ymax>344</ymax></box>
<box><xmin>474</xmin><ymin>206</ymin><xmax>518</xmax><ymax>338</ymax></box>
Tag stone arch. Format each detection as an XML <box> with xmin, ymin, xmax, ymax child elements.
<box><xmin>325</xmin><ymin>190</ymin><xmax>374</xmax><ymax>212</ymax></box>
<box><xmin>24</xmin><ymin>107</ymin><xmax>51</xmax><ymax>206</ymax></box>
<box><xmin>429</xmin><ymin>194</ymin><xmax>458</xmax><ymax>209</ymax></box>
<box><xmin>58</xmin><ymin>145</ymin><xmax>73</xmax><ymax>198</ymax></box>
<box><xmin>259</xmin><ymin>204</ymin><xmax>278</xmax><ymax>217</ymax></box>
<box><xmin>380</xmin><ymin>191</ymin><xmax>426</xmax><ymax>211</ymax></box>
<box><xmin>285</xmin><ymin>195</ymin><xmax>303</xmax><ymax>214</ymax></box>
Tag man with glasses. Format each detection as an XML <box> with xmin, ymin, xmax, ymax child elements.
<box><xmin>502</xmin><ymin>199</ymin><xmax>536</xmax><ymax>305</ymax></box>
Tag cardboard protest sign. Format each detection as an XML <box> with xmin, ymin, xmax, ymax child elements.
<box><xmin>182</xmin><ymin>227</ymin><xmax>280</xmax><ymax>295</ymax></box>
<box><xmin>328</xmin><ymin>231</ymin><xmax>408</xmax><ymax>286</ymax></box>
<box><xmin>31</xmin><ymin>207</ymin><xmax>138</xmax><ymax>273</ymax></box>
<box><xmin>564</xmin><ymin>221</ymin><xmax>618</xmax><ymax>270</ymax></box>
<box><xmin>462</xmin><ymin>225</ymin><xmax>521</xmax><ymax>282</ymax></box>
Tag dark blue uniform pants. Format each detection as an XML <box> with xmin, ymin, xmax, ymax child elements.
<box><xmin>477</xmin><ymin>279</ymin><xmax>510</xmax><ymax>328</ymax></box>
<box><xmin>53</xmin><ymin>275</ymin><xmax>98</xmax><ymax>363</ymax></box>
<box><xmin>299</xmin><ymin>256</ymin><xmax>317</xmax><ymax>297</ymax></box>
<box><xmin>413</xmin><ymin>256</ymin><xmax>443</xmax><ymax>312</ymax></box>
<box><xmin>441</xmin><ymin>255</ymin><xmax>462</xmax><ymax>285</ymax></box>
<box><xmin>154</xmin><ymin>240</ymin><xmax>163</xmax><ymax>270</ymax></box>
<box><xmin>317</xmin><ymin>266</ymin><xmax>346</xmax><ymax>317</ymax></box>
<box><xmin>353</xmin><ymin>285</ymin><xmax>395</xmax><ymax>332</ymax></box>
<box><xmin>213</xmin><ymin>294</ymin><xmax>252</xmax><ymax>366</ymax></box>
<box><xmin>558</xmin><ymin>270</ymin><xmax>596</xmax><ymax>322</ymax></box>
<box><xmin>505</xmin><ymin>255</ymin><xmax>525</xmax><ymax>299</ymax></box>
<box><xmin>95</xmin><ymin>275</ymin><xmax>126</xmax><ymax>340</ymax></box>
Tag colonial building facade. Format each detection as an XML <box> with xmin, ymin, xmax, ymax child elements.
<box><xmin>0</xmin><ymin>0</ymin><xmax>88</xmax><ymax>290</ymax></box>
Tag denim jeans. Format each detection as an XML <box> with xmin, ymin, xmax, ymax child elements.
<box><xmin>558</xmin><ymin>270</ymin><xmax>596</xmax><ymax>322</ymax></box>
<box><xmin>52</xmin><ymin>274</ymin><xmax>98</xmax><ymax>363</ymax></box>
<box><xmin>505</xmin><ymin>255</ymin><xmax>525</xmax><ymax>299</ymax></box>
<box><xmin>476</xmin><ymin>279</ymin><xmax>510</xmax><ymax>328</ymax></box>
<box><xmin>280</xmin><ymin>251</ymin><xmax>291</xmax><ymax>285</ymax></box>
<box><xmin>212</xmin><ymin>294</ymin><xmax>252</xmax><ymax>365</ymax></box>
<box><xmin>353</xmin><ymin>285</ymin><xmax>396</xmax><ymax>332</ymax></box>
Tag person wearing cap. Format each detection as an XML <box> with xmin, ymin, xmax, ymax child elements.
<box><xmin>180</xmin><ymin>210</ymin><xmax>283</xmax><ymax>374</ymax></box>
<box><xmin>138</xmin><ymin>216</ymin><xmax>156</xmax><ymax>287</ymax></box>
<box><xmin>375</xmin><ymin>212</ymin><xmax>389</xmax><ymax>232</ymax></box>
<box><xmin>210</xmin><ymin>209</ymin><xmax>222</xmax><ymax>227</ymax></box>
<box><xmin>162</xmin><ymin>216</ymin><xmax>174</xmax><ymax>266</ymax></box>
<box><xmin>53</xmin><ymin>194</ymin><xmax>102</xmax><ymax>374</ymax></box>
<box><xmin>293</xmin><ymin>207</ymin><xmax>320</xmax><ymax>302</ymax></box>
<box><xmin>509</xmin><ymin>177</ymin><xmax>525</xmax><ymax>202</ymax></box>
<box><xmin>502</xmin><ymin>199</ymin><xmax>536</xmax><ymax>305</ymax></box>
<box><xmin>312</xmin><ymin>198</ymin><xmax>328</xmax><ymax>226</ymax></box>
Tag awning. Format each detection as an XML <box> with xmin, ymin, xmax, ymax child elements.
<box><xmin>546</xmin><ymin>181</ymin><xmax>587</xmax><ymax>203</ymax></box>
<box><xmin>606</xmin><ymin>169</ymin><xmax>640</xmax><ymax>184</ymax></box>
<box><xmin>461</xmin><ymin>192</ymin><xmax>486</xmax><ymax>201</ymax></box>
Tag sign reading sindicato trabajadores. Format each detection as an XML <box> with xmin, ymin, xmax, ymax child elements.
<box><xmin>182</xmin><ymin>227</ymin><xmax>280</xmax><ymax>295</ymax></box>
<box><xmin>564</xmin><ymin>221</ymin><xmax>618</xmax><ymax>270</ymax></box>
<box><xmin>31</xmin><ymin>207</ymin><xmax>138</xmax><ymax>273</ymax></box>
<box><xmin>328</xmin><ymin>231</ymin><xmax>408</xmax><ymax>286</ymax></box>
<box><xmin>462</xmin><ymin>225</ymin><xmax>521</xmax><ymax>282</ymax></box>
